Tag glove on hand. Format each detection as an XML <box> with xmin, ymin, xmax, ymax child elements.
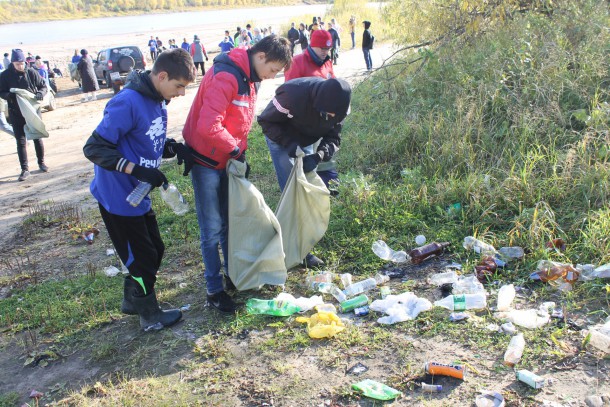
<box><xmin>131</xmin><ymin>165</ymin><xmax>168</xmax><ymax>188</ymax></box>
<box><xmin>35</xmin><ymin>92</ymin><xmax>44</xmax><ymax>101</ymax></box>
<box><xmin>206</xmin><ymin>56</ymin><xmax>209</xmax><ymax>61</ymax></box>
<box><xmin>172</xmin><ymin>142</ymin><xmax>195</xmax><ymax>176</ymax></box>
<box><xmin>302</xmin><ymin>153</ymin><xmax>321</xmax><ymax>173</ymax></box>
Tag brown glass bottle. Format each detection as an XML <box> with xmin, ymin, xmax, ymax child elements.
<box><xmin>409</xmin><ymin>242</ymin><xmax>451</xmax><ymax>264</ymax></box>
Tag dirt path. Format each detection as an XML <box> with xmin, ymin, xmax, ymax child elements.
<box><xmin>0</xmin><ymin>30</ymin><xmax>393</xmax><ymax>248</ymax></box>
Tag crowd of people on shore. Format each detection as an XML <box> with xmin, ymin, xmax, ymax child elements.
<box><xmin>0</xmin><ymin>14</ymin><xmax>376</xmax><ymax>328</ymax></box>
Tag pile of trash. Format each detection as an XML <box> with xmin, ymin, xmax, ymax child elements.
<box><xmin>242</xmin><ymin>234</ymin><xmax>609</xmax><ymax>401</ymax></box>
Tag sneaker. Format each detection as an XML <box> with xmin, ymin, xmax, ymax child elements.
<box><xmin>207</xmin><ymin>291</ymin><xmax>237</xmax><ymax>313</ymax></box>
<box><xmin>225</xmin><ymin>276</ymin><xmax>237</xmax><ymax>291</ymax></box>
<box><xmin>38</xmin><ymin>163</ymin><xmax>49</xmax><ymax>172</ymax></box>
<box><xmin>18</xmin><ymin>170</ymin><xmax>30</xmax><ymax>181</ymax></box>
<box><xmin>303</xmin><ymin>253</ymin><xmax>325</xmax><ymax>268</ymax></box>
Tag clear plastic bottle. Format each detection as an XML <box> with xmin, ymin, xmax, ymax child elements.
<box><xmin>503</xmin><ymin>332</ymin><xmax>525</xmax><ymax>366</ymax></box>
<box><xmin>245</xmin><ymin>299</ymin><xmax>300</xmax><ymax>316</ymax></box>
<box><xmin>498</xmin><ymin>246</ymin><xmax>525</xmax><ymax>260</ymax></box>
<box><xmin>305</xmin><ymin>271</ymin><xmax>335</xmax><ymax>287</ymax></box>
<box><xmin>126</xmin><ymin>181</ymin><xmax>152</xmax><ymax>207</ymax></box>
<box><xmin>434</xmin><ymin>293</ymin><xmax>487</xmax><ymax>311</ymax></box>
<box><xmin>463</xmin><ymin>236</ymin><xmax>498</xmax><ymax>256</ymax></box>
<box><xmin>429</xmin><ymin>270</ymin><xmax>459</xmax><ymax>286</ymax></box>
<box><xmin>343</xmin><ymin>274</ymin><xmax>390</xmax><ymax>297</ymax></box>
<box><xmin>372</xmin><ymin>240</ymin><xmax>410</xmax><ymax>263</ymax></box>
<box><xmin>496</xmin><ymin>284</ymin><xmax>516</xmax><ymax>311</ymax></box>
<box><xmin>159</xmin><ymin>183</ymin><xmax>189</xmax><ymax>215</ymax></box>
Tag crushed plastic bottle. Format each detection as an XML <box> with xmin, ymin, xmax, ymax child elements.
<box><xmin>339</xmin><ymin>273</ymin><xmax>353</xmax><ymax>288</ymax></box>
<box><xmin>496</xmin><ymin>284</ymin><xmax>516</xmax><ymax>311</ymax></box>
<box><xmin>314</xmin><ymin>303</ymin><xmax>337</xmax><ymax>314</ymax></box>
<box><xmin>498</xmin><ymin>246</ymin><xmax>524</xmax><ymax>260</ymax></box>
<box><xmin>246</xmin><ymin>298</ymin><xmax>301</xmax><ymax>316</ymax></box>
<box><xmin>503</xmin><ymin>333</ymin><xmax>525</xmax><ymax>366</ymax></box>
<box><xmin>434</xmin><ymin>293</ymin><xmax>487</xmax><ymax>311</ymax></box>
<box><xmin>159</xmin><ymin>183</ymin><xmax>189</xmax><ymax>215</ymax></box>
<box><xmin>453</xmin><ymin>274</ymin><xmax>486</xmax><ymax>295</ymax></box>
<box><xmin>372</xmin><ymin>240</ymin><xmax>410</xmax><ymax>263</ymax></box>
<box><xmin>463</xmin><ymin>236</ymin><xmax>498</xmax><ymax>256</ymax></box>
<box><xmin>312</xmin><ymin>282</ymin><xmax>347</xmax><ymax>303</ymax></box>
<box><xmin>126</xmin><ymin>181</ymin><xmax>152</xmax><ymax>207</ymax></box>
<box><xmin>429</xmin><ymin>270</ymin><xmax>459</xmax><ymax>286</ymax></box>
<box><xmin>475</xmin><ymin>391</ymin><xmax>505</xmax><ymax>407</ymax></box>
<box><xmin>343</xmin><ymin>274</ymin><xmax>389</xmax><ymax>297</ymax></box>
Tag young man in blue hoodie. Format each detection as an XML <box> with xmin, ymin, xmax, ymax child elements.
<box><xmin>83</xmin><ymin>48</ymin><xmax>196</xmax><ymax>331</ymax></box>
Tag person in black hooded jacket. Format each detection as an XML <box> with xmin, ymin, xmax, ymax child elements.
<box><xmin>257</xmin><ymin>76</ymin><xmax>351</xmax><ymax>267</ymax></box>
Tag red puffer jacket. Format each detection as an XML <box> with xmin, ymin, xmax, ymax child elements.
<box><xmin>183</xmin><ymin>48</ymin><xmax>258</xmax><ymax>169</ymax></box>
<box><xmin>284</xmin><ymin>48</ymin><xmax>334</xmax><ymax>81</ymax></box>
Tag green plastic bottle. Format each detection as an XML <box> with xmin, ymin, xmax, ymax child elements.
<box><xmin>246</xmin><ymin>299</ymin><xmax>301</xmax><ymax>316</ymax></box>
<box><xmin>339</xmin><ymin>294</ymin><xmax>369</xmax><ymax>313</ymax></box>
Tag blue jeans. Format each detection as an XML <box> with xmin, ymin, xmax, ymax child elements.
<box><xmin>351</xmin><ymin>32</ymin><xmax>355</xmax><ymax>48</ymax></box>
<box><xmin>191</xmin><ymin>165</ymin><xmax>229</xmax><ymax>295</ymax></box>
<box><xmin>363</xmin><ymin>48</ymin><xmax>372</xmax><ymax>70</ymax></box>
<box><xmin>265</xmin><ymin>137</ymin><xmax>313</xmax><ymax>192</ymax></box>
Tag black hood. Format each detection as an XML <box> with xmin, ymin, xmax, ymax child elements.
<box><xmin>124</xmin><ymin>70</ymin><xmax>166</xmax><ymax>103</ymax></box>
<box><xmin>312</xmin><ymin>78</ymin><xmax>352</xmax><ymax>121</ymax></box>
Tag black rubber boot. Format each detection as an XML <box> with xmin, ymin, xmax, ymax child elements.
<box><xmin>121</xmin><ymin>276</ymin><xmax>138</xmax><ymax>315</ymax></box>
<box><xmin>131</xmin><ymin>290</ymin><xmax>182</xmax><ymax>331</ymax></box>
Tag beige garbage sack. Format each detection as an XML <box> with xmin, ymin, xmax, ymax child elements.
<box><xmin>227</xmin><ymin>159</ymin><xmax>287</xmax><ymax>290</ymax></box>
<box><xmin>11</xmin><ymin>88</ymin><xmax>48</xmax><ymax>140</ymax></box>
<box><xmin>275</xmin><ymin>148</ymin><xmax>331</xmax><ymax>269</ymax></box>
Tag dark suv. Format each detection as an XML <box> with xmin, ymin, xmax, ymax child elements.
<box><xmin>93</xmin><ymin>46</ymin><xmax>146</xmax><ymax>90</ymax></box>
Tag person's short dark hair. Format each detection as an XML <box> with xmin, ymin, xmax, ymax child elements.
<box><xmin>246</xmin><ymin>23</ymin><xmax>251</xmax><ymax>29</ymax></box>
<box><xmin>250</xmin><ymin>35</ymin><xmax>292</xmax><ymax>69</ymax></box>
<box><xmin>80</xmin><ymin>49</ymin><xmax>88</xmax><ymax>56</ymax></box>
<box><xmin>152</xmin><ymin>48</ymin><xmax>196</xmax><ymax>82</ymax></box>
<box><xmin>35</xmin><ymin>55</ymin><xmax>41</xmax><ymax>60</ymax></box>
<box><xmin>363</xmin><ymin>20</ymin><xmax>372</xmax><ymax>29</ymax></box>
<box><xmin>236</xmin><ymin>26</ymin><xmax>241</xmax><ymax>31</ymax></box>
<box><xmin>3</xmin><ymin>53</ymin><xmax>8</xmax><ymax>57</ymax></box>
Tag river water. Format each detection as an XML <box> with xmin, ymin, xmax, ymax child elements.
<box><xmin>0</xmin><ymin>4</ymin><xmax>330</xmax><ymax>48</ymax></box>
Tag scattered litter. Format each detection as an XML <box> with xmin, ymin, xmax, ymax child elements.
<box><xmin>449</xmin><ymin>312</ymin><xmax>471</xmax><ymax>322</ymax></box>
<box><xmin>103</xmin><ymin>266</ymin><xmax>121</xmax><ymax>277</ymax></box>
<box><xmin>354</xmin><ymin>305</ymin><xmax>370</xmax><ymax>316</ymax></box>
<box><xmin>346</xmin><ymin>362</ymin><xmax>369</xmax><ymax>375</ymax></box>
<box><xmin>179</xmin><ymin>282</ymin><xmax>188</xmax><ymax>289</ymax></box>
<box><xmin>425</xmin><ymin>361</ymin><xmax>465</xmax><ymax>380</ymax></box>
<box><xmin>463</xmin><ymin>236</ymin><xmax>497</xmax><ymax>256</ymax></box>
<box><xmin>545</xmin><ymin>238</ymin><xmax>566</xmax><ymax>252</ymax></box>
<box><xmin>105</xmin><ymin>248</ymin><xmax>115</xmax><ymax>256</ymax></box>
<box><xmin>276</xmin><ymin>292</ymin><xmax>323</xmax><ymax>312</ymax></box>
<box><xmin>475</xmin><ymin>256</ymin><xmax>497</xmax><ymax>282</ymax></box>
<box><xmin>447</xmin><ymin>202</ymin><xmax>462</xmax><ymax>217</ymax></box>
<box><xmin>435</xmin><ymin>293</ymin><xmax>486</xmax><ymax>311</ymax></box>
<box><xmin>486</xmin><ymin>323</ymin><xmax>501</xmax><ymax>332</ymax></box>
<box><xmin>372</xmin><ymin>240</ymin><xmax>409</xmax><ymax>263</ymax></box>
<box><xmin>143</xmin><ymin>322</ymin><xmax>164</xmax><ymax>332</ymax></box>
<box><xmin>516</xmin><ymin>369</ymin><xmax>546</xmax><ymax>389</ymax></box>
<box><xmin>339</xmin><ymin>294</ymin><xmax>369</xmax><ymax>313</ymax></box>
<box><xmin>409</xmin><ymin>242</ymin><xmax>450</xmax><ymax>264</ymax></box>
<box><xmin>585</xmin><ymin>320</ymin><xmax>610</xmax><ymax>353</ymax></box>
<box><xmin>296</xmin><ymin>311</ymin><xmax>345</xmax><ymax>338</ymax></box>
<box><xmin>496</xmin><ymin>284</ymin><xmax>516</xmax><ymax>311</ymax></box>
<box><xmin>29</xmin><ymin>390</ymin><xmax>44</xmax><ymax>399</ymax></box>
<box><xmin>530</xmin><ymin>260</ymin><xmax>579</xmax><ymax>288</ymax></box>
<box><xmin>180</xmin><ymin>304</ymin><xmax>191</xmax><ymax>312</ymax></box>
<box><xmin>495</xmin><ymin>303</ymin><xmax>554</xmax><ymax>329</ymax></box>
<box><xmin>453</xmin><ymin>275</ymin><xmax>486</xmax><ymax>295</ymax></box>
<box><xmin>498</xmin><ymin>246</ymin><xmax>524</xmax><ymax>260</ymax></box>
<box><xmin>500</xmin><ymin>322</ymin><xmax>518</xmax><ymax>335</ymax></box>
<box><xmin>81</xmin><ymin>228</ymin><xmax>99</xmax><ymax>244</ymax></box>
<box><xmin>503</xmin><ymin>333</ymin><xmax>525</xmax><ymax>366</ymax></box>
<box><xmin>445</xmin><ymin>262</ymin><xmax>463</xmax><ymax>270</ymax></box>
<box><xmin>429</xmin><ymin>270</ymin><xmax>459</xmax><ymax>286</ymax></box>
<box><xmin>379</xmin><ymin>285</ymin><xmax>391</xmax><ymax>299</ymax></box>
<box><xmin>415</xmin><ymin>234</ymin><xmax>426</xmax><ymax>245</ymax></box>
<box><xmin>475</xmin><ymin>391</ymin><xmax>505</xmax><ymax>407</ymax></box>
<box><xmin>339</xmin><ymin>273</ymin><xmax>353</xmax><ymax>288</ymax></box>
<box><xmin>421</xmin><ymin>383</ymin><xmax>442</xmax><ymax>392</ymax></box>
<box><xmin>352</xmin><ymin>379</ymin><xmax>402</xmax><ymax>401</ymax></box>
<box><xmin>369</xmin><ymin>292</ymin><xmax>432</xmax><ymax>324</ymax></box>
<box><xmin>579</xmin><ymin>263</ymin><xmax>610</xmax><ymax>280</ymax></box>
<box><xmin>315</xmin><ymin>303</ymin><xmax>337</xmax><ymax>314</ymax></box>
<box><xmin>246</xmin><ymin>298</ymin><xmax>301</xmax><ymax>316</ymax></box>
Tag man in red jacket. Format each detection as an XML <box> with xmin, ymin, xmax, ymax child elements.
<box><xmin>284</xmin><ymin>29</ymin><xmax>334</xmax><ymax>81</ymax></box>
<box><xmin>183</xmin><ymin>35</ymin><xmax>292</xmax><ymax>313</ymax></box>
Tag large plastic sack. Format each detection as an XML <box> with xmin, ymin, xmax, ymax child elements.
<box><xmin>11</xmin><ymin>88</ymin><xmax>48</xmax><ymax>140</ymax></box>
<box><xmin>296</xmin><ymin>311</ymin><xmax>345</xmax><ymax>338</ymax></box>
<box><xmin>275</xmin><ymin>148</ymin><xmax>330</xmax><ymax>269</ymax></box>
<box><xmin>369</xmin><ymin>292</ymin><xmax>432</xmax><ymax>324</ymax></box>
<box><xmin>68</xmin><ymin>62</ymin><xmax>81</xmax><ymax>83</ymax></box>
<box><xmin>227</xmin><ymin>159</ymin><xmax>287</xmax><ymax>290</ymax></box>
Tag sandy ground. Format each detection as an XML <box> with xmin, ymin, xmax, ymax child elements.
<box><xmin>0</xmin><ymin>24</ymin><xmax>393</xmax><ymax>248</ymax></box>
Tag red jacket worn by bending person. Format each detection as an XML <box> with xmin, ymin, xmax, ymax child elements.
<box><xmin>284</xmin><ymin>47</ymin><xmax>335</xmax><ymax>81</ymax></box>
<box><xmin>183</xmin><ymin>48</ymin><xmax>259</xmax><ymax>169</ymax></box>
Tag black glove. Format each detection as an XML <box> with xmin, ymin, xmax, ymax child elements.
<box><xmin>131</xmin><ymin>165</ymin><xmax>168</xmax><ymax>188</ymax></box>
<box><xmin>162</xmin><ymin>138</ymin><xmax>177</xmax><ymax>158</ymax></box>
<box><xmin>35</xmin><ymin>92</ymin><xmax>43</xmax><ymax>101</ymax></box>
<box><xmin>302</xmin><ymin>153</ymin><xmax>321</xmax><ymax>173</ymax></box>
<box><xmin>206</xmin><ymin>57</ymin><xmax>209</xmax><ymax>61</ymax></box>
<box><xmin>229</xmin><ymin>146</ymin><xmax>241</xmax><ymax>159</ymax></box>
<box><xmin>172</xmin><ymin>143</ymin><xmax>195</xmax><ymax>176</ymax></box>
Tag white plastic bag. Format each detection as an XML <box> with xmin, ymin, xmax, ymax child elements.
<box><xmin>370</xmin><ymin>292</ymin><xmax>432</xmax><ymax>324</ymax></box>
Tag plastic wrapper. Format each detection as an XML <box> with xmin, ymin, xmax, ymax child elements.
<box><xmin>369</xmin><ymin>292</ymin><xmax>432</xmax><ymax>324</ymax></box>
<box><xmin>352</xmin><ymin>379</ymin><xmax>402</xmax><ymax>400</ymax></box>
<box><xmin>372</xmin><ymin>240</ymin><xmax>409</xmax><ymax>263</ymax></box>
<box><xmin>296</xmin><ymin>311</ymin><xmax>345</xmax><ymax>338</ymax></box>
<box><xmin>495</xmin><ymin>302</ymin><xmax>554</xmax><ymax>329</ymax></box>
<box><xmin>276</xmin><ymin>292</ymin><xmax>323</xmax><ymax>312</ymax></box>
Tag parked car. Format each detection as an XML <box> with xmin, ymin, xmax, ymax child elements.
<box><xmin>93</xmin><ymin>46</ymin><xmax>146</xmax><ymax>92</ymax></box>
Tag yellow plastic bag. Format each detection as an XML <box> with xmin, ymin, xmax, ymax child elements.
<box><xmin>296</xmin><ymin>311</ymin><xmax>345</xmax><ymax>338</ymax></box>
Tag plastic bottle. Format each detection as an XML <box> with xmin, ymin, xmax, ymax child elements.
<box><xmin>312</xmin><ymin>282</ymin><xmax>347</xmax><ymax>303</ymax></box>
<box><xmin>315</xmin><ymin>303</ymin><xmax>337</xmax><ymax>314</ymax></box>
<box><xmin>159</xmin><ymin>183</ymin><xmax>189</xmax><ymax>215</ymax></box>
<box><xmin>434</xmin><ymin>293</ymin><xmax>487</xmax><ymax>311</ymax></box>
<box><xmin>424</xmin><ymin>361</ymin><xmax>465</xmax><ymax>380</ymax></box>
<box><xmin>126</xmin><ymin>181</ymin><xmax>152</xmax><ymax>207</ymax></box>
<box><xmin>452</xmin><ymin>275</ymin><xmax>486</xmax><ymax>295</ymax></box>
<box><xmin>463</xmin><ymin>236</ymin><xmax>498</xmax><ymax>256</ymax></box>
<box><xmin>429</xmin><ymin>270</ymin><xmax>459</xmax><ymax>286</ymax></box>
<box><xmin>305</xmin><ymin>271</ymin><xmax>335</xmax><ymax>287</ymax></box>
<box><xmin>421</xmin><ymin>383</ymin><xmax>442</xmax><ymax>392</ymax></box>
<box><xmin>498</xmin><ymin>246</ymin><xmax>525</xmax><ymax>260</ymax></box>
<box><xmin>372</xmin><ymin>240</ymin><xmax>410</xmax><ymax>263</ymax></box>
<box><xmin>503</xmin><ymin>333</ymin><xmax>525</xmax><ymax>367</ymax></box>
<box><xmin>409</xmin><ymin>242</ymin><xmax>450</xmax><ymax>264</ymax></box>
<box><xmin>533</xmin><ymin>260</ymin><xmax>579</xmax><ymax>284</ymax></box>
<box><xmin>339</xmin><ymin>294</ymin><xmax>369</xmax><ymax>313</ymax></box>
<box><xmin>496</xmin><ymin>284</ymin><xmax>516</xmax><ymax>311</ymax></box>
<box><xmin>245</xmin><ymin>299</ymin><xmax>301</xmax><ymax>316</ymax></box>
<box><xmin>339</xmin><ymin>273</ymin><xmax>353</xmax><ymax>289</ymax></box>
<box><xmin>343</xmin><ymin>274</ymin><xmax>390</xmax><ymax>297</ymax></box>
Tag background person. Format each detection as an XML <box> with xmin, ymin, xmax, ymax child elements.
<box><xmin>284</xmin><ymin>29</ymin><xmax>334</xmax><ymax>81</ymax></box>
<box><xmin>77</xmin><ymin>49</ymin><xmax>99</xmax><ymax>102</ymax></box>
<box><xmin>362</xmin><ymin>20</ymin><xmax>374</xmax><ymax>71</ymax></box>
<box><xmin>0</xmin><ymin>49</ymin><xmax>48</xmax><ymax>181</ymax></box>
<box><xmin>190</xmin><ymin>34</ymin><xmax>209</xmax><ymax>76</ymax></box>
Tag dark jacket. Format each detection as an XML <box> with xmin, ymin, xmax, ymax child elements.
<box><xmin>0</xmin><ymin>63</ymin><xmax>47</xmax><ymax>120</ymax></box>
<box><xmin>77</xmin><ymin>55</ymin><xmax>99</xmax><ymax>93</ymax></box>
<box><xmin>287</xmin><ymin>27</ymin><xmax>300</xmax><ymax>44</ymax></box>
<box><xmin>362</xmin><ymin>29</ymin><xmax>373</xmax><ymax>49</ymax></box>
<box><xmin>328</xmin><ymin>27</ymin><xmax>341</xmax><ymax>49</ymax></box>
<box><xmin>257</xmin><ymin>77</ymin><xmax>351</xmax><ymax>162</ymax></box>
